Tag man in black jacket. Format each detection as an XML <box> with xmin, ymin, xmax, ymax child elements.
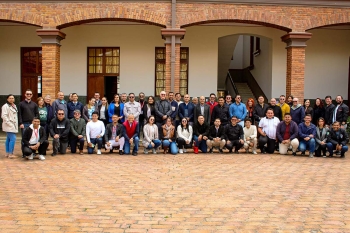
<box><xmin>22</xmin><ymin>117</ymin><xmax>48</xmax><ymax>160</ymax></box>
<box><xmin>105</xmin><ymin>114</ymin><xmax>124</xmax><ymax>155</ymax></box>
<box><xmin>211</xmin><ymin>97</ymin><xmax>230</xmax><ymax>126</ymax></box>
<box><xmin>326</xmin><ymin>121</ymin><xmax>349</xmax><ymax>158</ymax></box>
<box><xmin>224</xmin><ymin>115</ymin><xmax>244</xmax><ymax>153</ymax></box>
<box><xmin>333</xmin><ymin>95</ymin><xmax>349</xmax><ymax>129</ymax></box>
<box><xmin>266</xmin><ymin>98</ymin><xmax>282</xmax><ymax>121</ymax></box>
<box><xmin>50</xmin><ymin>109</ymin><xmax>71</xmax><ymax>156</ymax></box>
<box><xmin>155</xmin><ymin>91</ymin><xmax>172</xmax><ymax>136</ymax></box>
<box><xmin>193</xmin><ymin>115</ymin><xmax>210</xmax><ymax>153</ymax></box>
<box><xmin>253</xmin><ymin>95</ymin><xmax>269</xmax><ymax>126</ymax></box>
<box><xmin>324</xmin><ymin>95</ymin><xmax>335</xmax><ymax>127</ymax></box>
<box><xmin>206</xmin><ymin>118</ymin><xmax>226</xmax><ymax>153</ymax></box>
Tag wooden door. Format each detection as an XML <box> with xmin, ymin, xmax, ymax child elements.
<box><xmin>21</xmin><ymin>76</ymin><xmax>39</xmax><ymax>101</ymax></box>
<box><xmin>87</xmin><ymin>75</ymin><xmax>104</xmax><ymax>100</ymax></box>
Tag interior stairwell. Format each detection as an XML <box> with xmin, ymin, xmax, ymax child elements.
<box><xmin>234</xmin><ymin>82</ymin><xmax>256</xmax><ymax>103</ymax></box>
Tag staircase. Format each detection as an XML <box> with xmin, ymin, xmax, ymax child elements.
<box><xmin>234</xmin><ymin>82</ymin><xmax>256</xmax><ymax>103</ymax></box>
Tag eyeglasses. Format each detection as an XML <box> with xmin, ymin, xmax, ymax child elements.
<box><xmin>161</xmin><ymin>94</ymin><xmax>166</xmax><ymax>96</ymax></box>
<box><xmin>293</xmin><ymin>101</ymin><xmax>297</xmax><ymax>102</ymax></box>
<box><xmin>25</xmin><ymin>93</ymin><xmax>32</xmax><ymax>96</ymax></box>
<box><xmin>150</xmin><ymin>119</ymin><xmax>154</xmax><ymax>121</ymax></box>
<box><xmin>236</xmin><ymin>97</ymin><xmax>241</xmax><ymax>99</ymax></box>
<box><xmin>74</xmin><ymin>113</ymin><xmax>80</xmax><ymax>115</ymax></box>
<box><xmin>182</xmin><ymin>120</ymin><xmax>187</xmax><ymax>122</ymax></box>
<box><xmin>58</xmin><ymin>113</ymin><xmax>64</xmax><ymax>115</ymax></box>
<box><xmin>129</xmin><ymin>96</ymin><xmax>135</xmax><ymax>98</ymax></box>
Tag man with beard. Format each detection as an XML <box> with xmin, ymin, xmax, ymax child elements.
<box><xmin>332</xmin><ymin>95</ymin><xmax>349</xmax><ymax>129</ymax></box>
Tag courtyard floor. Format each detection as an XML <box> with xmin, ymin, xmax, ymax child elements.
<box><xmin>1</xmin><ymin>145</ymin><xmax>350</xmax><ymax>233</ymax></box>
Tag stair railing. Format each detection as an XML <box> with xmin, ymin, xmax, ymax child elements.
<box><xmin>226</xmin><ymin>71</ymin><xmax>239</xmax><ymax>95</ymax></box>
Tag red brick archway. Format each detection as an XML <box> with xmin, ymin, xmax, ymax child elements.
<box><xmin>305</xmin><ymin>12</ymin><xmax>350</xmax><ymax>30</ymax></box>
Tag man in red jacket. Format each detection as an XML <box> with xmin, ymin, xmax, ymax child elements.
<box><xmin>206</xmin><ymin>93</ymin><xmax>218</xmax><ymax>124</ymax></box>
<box><xmin>122</xmin><ymin>114</ymin><xmax>139</xmax><ymax>156</ymax></box>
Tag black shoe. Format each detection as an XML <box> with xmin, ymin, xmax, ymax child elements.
<box><xmin>119</xmin><ymin>150</ymin><xmax>124</xmax><ymax>155</ymax></box>
<box><xmin>219</xmin><ymin>149</ymin><xmax>223</xmax><ymax>154</ymax></box>
<box><xmin>109</xmin><ymin>149</ymin><xmax>113</xmax><ymax>154</ymax></box>
<box><xmin>292</xmin><ymin>152</ymin><xmax>297</xmax><ymax>156</ymax></box>
<box><xmin>209</xmin><ymin>149</ymin><xmax>213</xmax><ymax>154</ymax></box>
<box><xmin>22</xmin><ymin>154</ymin><xmax>25</xmax><ymax>158</ymax></box>
<box><xmin>132</xmin><ymin>152</ymin><xmax>138</xmax><ymax>156</ymax></box>
<box><xmin>228</xmin><ymin>149</ymin><xmax>232</xmax><ymax>153</ymax></box>
<box><xmin>51</xmin><ymin>153</ymin><xmax>57</xmax><ymax>156</ymax></box>
<box><xmin>336</xmin><ymin>151</ymin><xmax>341</xmax><ymax>155</ymax></box>
<box><xmin>301</xmin><ymin>152</ymin><xmax>305</xmax><ymax>156</ymax></box>
<box><xmin>234</xmin><ymin>150</ymin><xmax>239</xmax><ymax>154</ymax></box>
<box><xmin>261</xmin><ymin>148</ymin><xmax>266</xmax><ymax>154</ymax></box>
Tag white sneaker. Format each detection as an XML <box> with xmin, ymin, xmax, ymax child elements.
<box><xmin>97</xmin><ymin>150</ymin><xmax>101</xmax><ymax>155</ymax></box>
<box><xmin>28</xmin><ymin>153</ymin><xmax>34</xmax><ymax>160</ymax></box>
<box><xmin>38</xmin><ymin>155</ymin><xmax>45</xmax><ymax>160</ymax></box>
<box><xmin>179</xmin><ymin>149</ymin><xmax>183</xmax><ymax>154</ymax></box>
<box><xmin>252</xmin><ymin>150</ymin><xmax>257</xmax><ymax>155</ymax></box>
<box><xmin>152</xmin><ymin>148</ymin><xmax>157</xmax><ymax>154</ymax></box>
<box><xmin>183</xmin><ymin>149</ymin><xmax>187</xmax><ymax>153</ymax></box>
<box><xmin>144</xmin><ymin>148</ymin><xmax>148</xmax><ymax>154</ymax></box>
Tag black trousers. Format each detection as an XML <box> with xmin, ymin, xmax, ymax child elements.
<box><xmin>69</xmin><ymin>137</ymin><xmax>85</xmax><ymax>153</ymax></box>
<box><xmin>226</xmin><ymin>140</ymin><xmax>243</xmax><ymax>152</ymax></box>
<box><xmin>315</xmin><ymin>144</ymin><xmax>327</xmax><ymax>157</ymax></box>
<box><xmin>258</xmin><ymin>136</ymin><xmax>276</xmax><ymax>154</ymax></box>
<box><xmin>176</xmin><ymin>138</ymin><xmax>192</xmax><ymax>149</ymax></box>
<box><xmin>22</xmin><ymin>140</ymin><xmax>49</xmax><ymax>156</ymax></box>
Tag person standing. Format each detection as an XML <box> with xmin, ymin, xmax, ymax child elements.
<box><xmin>246</xmin><ymin>98</ymin><xmax>255</xmax><ymax>125</ymax></box>
<box><xmin>324</xmin><ymin>95</ymin><xmax>335</xmax><ymax>128</ymax></box>
<box><xmin>304</xmin><ymin>99</ymin><xmax>314</xmax><ymax>120</ymax></box>
<box><xmin>22</xmin><ymin>117</ymin><xmax>48</xmax><ymax>160</ymax></box>
<box><xmin>155</xmin><ymin>91</ymin><xmax>172</xmax><ymax>136</ymax></box>
<box><xmin>253</xmin><ymin>95</ymin><xmax>269</xmax><ymax>126</ymax></box>
<box><xmin>194</xmin><ymin>96</ymin><xmax>210</xmax><ymax>125</ymax></box>
<box><xmin>174</xmin><ymin>93</ymin><xmax>183</xmax><ymax>128</ymax></box>
<box><xmin>276</xmin><ymin>113</ymin><xmax>299</xmax><ymax>155</ymax></box>
<box><xmin>124</xmin><ymin>92</ymin><xmax>141</xmax><ymax>123</ymax></box>
<box><xmin>267</xmin><ymin>98</ymin><xmax>282</xmax><ymax>121</ymax></box>
<box><xmin>224</xmin><ymin>115</ymin><xmax>244</xmax><ymax>153</ymax></box>
<box><xmin>120</xmin><ymin>93</ymin><xmax>127</xmax><ymax>104</ymax></box>
<box><xmin>37</xmin><ymin>97</ymin><xmax>48</xmax><ymax>133</ymax></box>
<box><xmin>206</xmin><ymin>118</ymin><xmax>226</xmax><ymax>154</ymax></box>
<box><xmin>193</xmin><ymin>115</ymin><xmax>210</xmax><ymax>153</ymax></box>
<box><xmin>108</xmin><ymin>94</ymin><xmax>124</xmax><ymax>123</ymax></box>
<box><xmin>69</xmin><ymin>110</ymin><xmax>86</xmax><ymax>155</ymax></box>
<box><xmin>277</xmin><ymin>95</ymin><xmax>290</xmax><ymax>120</ymax></box>
<box><xmin>98</xmin><ymin>97</ymin><xmax>109</xmax><ymax>126</ymax></box>
<box><xmin>83</xmin><ymin>97</ymin><xmax>96</xmax><ymax>123</ymax></box>
<box><xmin>332</xmin><ymin>95</ymin><xmax>349</xmax><ymax>129</ymax></box>
<box><xmin>326</xmin><ymin>121</ymin><xmax>349</xmax><ymax>158</ymax></box>
<box><xmin>122</xmin><ymin>114</ymin><xmax>140</xmax><ymax>156</ymax></box>
<box><xmin>52</xmin><ymin>91</ymin><xmax>68</xmax><ymax>118</ymax></box>
<box><xmin>168</xmin><ymin>92</ymin><xmax>178</xmax><ymax>122</ymax></box>
<box><xmin>178</xmin><ymin>94</ymin><xmax>195</xmax><ymax>126</ymax></box>
<box><xmin>49</xmin><ymin>109</ymin><xmax>71</xmax><ymax>156</ymax></box>
<box><xmin>104</xmin><ymin>114</ymin><xmax>124</xmax><ymax>155</ymax></box>
<box><xmin>94</xmin><ymin>92</ymin><xmax>102</xmax><ymax>109</ymax></box>
<box><xmin>206</xmin><ymin>93</ymin><xmax>218</xmax><ymax>123</ymax></box>
<box><xmin>67</xmin><ymin>93</ymin><xmax>84</xmax><ymax>120</ymax></box>
<box><xmin>211</xmin><ymin>96</ymin><xmax>230</xmax><ymax>126</ymax></box>
<box><xmin>142</xmin><ymin>115</ymin><xmax>161</xmax><ymax>154</ymax></box>
<box><xmin>143</xmin><ymin>96</ymin><xmax>156</xmax><ymax>123</ymax></box>
<box><xmin>18</xmin><ymin>89</ymin><xmax>39</xmax><ymax>136</ymax></box>
<box><xmin>44</xmin><ymin>95</ymin><xmax>54</xmax><ymax>138</ymax></box>
<box><xmin>1</xmin><ymin>94</ymin><xmax>18</xmax><ymax>159</ymax></box>
<box><xmin>290</xmin><ymin>98</ymin><xmax>305</xmax><ymax>125</ymax></box>
<box><xmin>86</xmin><ymin>112</ymin><xmax>105</xmax><ymax>155</ymax></box>
<box><xmin>298</xmin><ymin>114</ymin><xmax>316</xmax><ymax>158</ymax></box>
<box><xmin>312</xmin><ymin>98</ymin><xmax>325</xmax><ymax>126</ymax></box>
<box><xmin>225</xmin><ymin>94</ymin><xmax>233</xmax><ymax>107</ymax></box>
<box><xmin>229</xmin><ymin>94</ymin><xmax>247</xmax><ymax>127</ymax></box>
<box><xmin>258</xmin><ymin>109</ymin><xmax>280</xmax><ymax>154</ymax></box>
<box><xmin>138</xmin><ymin>92</ymin><xmax>147</xmax><ymax>136</ymax></box>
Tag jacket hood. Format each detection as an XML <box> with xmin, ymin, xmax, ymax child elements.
<box><xmin>29</xmin><ymin>124</ymin><xmax>41</xmax><ymax>130</ymax></box>
<box><xmin>291</xmin><ymin>104</ymin><xmax>302</xmax><ymax>110</ymax></box>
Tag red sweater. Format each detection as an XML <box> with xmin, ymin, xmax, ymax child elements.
<box><xmin>123</xmin><ymin>121</ymin><xmax>138</xmax><ymax>139</ymax></box>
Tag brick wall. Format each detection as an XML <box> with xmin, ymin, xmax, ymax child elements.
<box><xmin>41</xmin><ymin>44</ymin><xmax>61</xmax><ymax>98</ymax></box>
<box><xmin>286</xmin><ymin>47</ymin><xmax>305</xmax><ymax>103</ymax></box>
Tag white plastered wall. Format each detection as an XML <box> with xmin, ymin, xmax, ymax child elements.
<box><xmin>0</xmin><ymin>26</ymin><xmax>41</xmax><ymax>95</ymax></box>
<box><xmin>305</xmin><ymin>29</ymin><xmax>350</xmax><ymax>100</ymax></box>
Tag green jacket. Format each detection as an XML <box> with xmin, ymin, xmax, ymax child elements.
<box><xmin>70</xmin><ymin>118</ymin><xmax>86</xmax><ymax>139</ymax></box>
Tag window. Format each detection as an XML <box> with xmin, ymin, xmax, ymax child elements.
<box><xmin>22</xmin><ymin>48</ymin><xmax>42</xmax><ymax>75</ymax></box>
<box><xmin>88</xmin><ymin>47</ymin><xmax>120</xmax><ymax>74</ymax></box>
<box><xmin>180</xmin><ymin>47</ymin><xmax>189</xmax><ymax>95</ymax></box>
<box><xmin>155</xmin><ymin>47</ymin><xmax>166</xmax><ymax>96</ymax></box>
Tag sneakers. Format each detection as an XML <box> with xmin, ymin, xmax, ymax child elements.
<box><xmin>152</xmin><ymin>148</ymin><xmax>157</xmax><ymax>154</ymax></box>
<box><xmin>179</xmin><ymin>149</ymin><xmax>184</xmax><ymax>154</ymax></box>
<box><xmin>309</xmin><ymin>152</ymin><xmax>314</xmax><ymax>158</ymax></box>
<box><xmin>144</xmin><ymin>148</ymin><xmax>148</xmax><ymax>154</ymax></box>
<box><xmin>252</xmin><ymin>150</ymin><xmax>257</xmax><ymax>155</ymax></box>
<box><xmin>38</xmin><ymin>155</ymin><xmax>45</xmax><ymax>160</ymax></box>
<box><xmin>28</xmin><ymin>153</ymin><xmax>34</xmax><ymax>160</ymax></box>
<box><xmin>183</xmin><ymin>149</ymin><xmax>187</xmax><ymax>153</ymax></box>
<box><xmin>97</xmin><ymin>150</ymin><xmax>101</xmax><ymax>155</ymax></box>
<box><xmin>119</xmin><ymin>150</ymin><xmax>124</xmax><ymax>155</ymax></box>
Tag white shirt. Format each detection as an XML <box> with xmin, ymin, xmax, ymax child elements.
<box><xmin>243</xmin><ymin>125</ymin><xmax>257</xmax><ymax>141</ymax></box>
<box><xmin>86</xmin><ymin>120</ymin><xmax>105</xmax><ymax>142</ymax></box>
<box><xmin>259</xmin><ymin>117</ymin><xmax>280</xmax><ymax>139</ymax></box>
<box><xmin>123</xmin><ymin>101</ymin><xmax>141</xmax><ymax>121</ymax></box>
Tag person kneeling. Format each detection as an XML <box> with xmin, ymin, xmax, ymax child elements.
<box><xmin>86</xmin><ymin>112</ymin><xmax>105</xmax><ymax>155</ymax></box>
<box><xmin>206</xmin><ymin>118</ymin><xmax>226</xmax><ymax>153</ymax></box>
<box><xmin>122</xmin><ymin>114</ymin><xmax>140</xmax><ymax>156</ymax></box>
<box><xmin>326</xmin><ymin>121</ymin><xmax>349</xmax><ymax>158</ymax></box>
<box><xmin>276</xmin><ymin>113</ymin><xmax>299</xmax><ymax>155</ymax></box>
<box><xmin>104</xmin><ymin>114</ymin><xmax>124</xmax><ymax>155</ymax></box>
<box><xmin>176</xmin><ymin>118</ymin><xmax>193</xmax><ymax>154</ymax></box>
<box><xmin>22</xmin><ymin>117</ymin><xmax>48</xmax><ymax>160</ymax></box>
<box><xmin>224</xmin><ymin>116</ymin><xmax>244</xmax><ymax>153</ymax></box>
<box><xmin>161</xmin><ymin>117</ymin><xmax>178</xmax><ymax>154</ymax></box>
<box><xmin>298</xmin><ymin>114</ymin><xmax>316</xmax><ymax>158</ymax></box>
<box><xmin>243</xmin><ymin>118</ymin><xmax>258</xmax><ymax>154</ymax></box>
<box><xmin>143</xmin><ymin>115</ymin><xmax>161</xmax><ymax>154</ymax></box>
<box><xmin>193</xmin><ymin>115</ymin><xmax>210</xmax><ymax>153</ymax></box>
<box><xmin>69</xmin><ymin>110</ymin><xmax>86</xmax><ymax>155</ymax></box>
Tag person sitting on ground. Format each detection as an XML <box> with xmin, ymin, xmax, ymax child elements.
<box><xmin>298</xmin><ymin>114</ymin><xmax>316</xmax><ymax>158</ymax></box>
<box><xmin>258</xmin><ymin>108</ymin><xmax>280</xmax><ymax>154</ymax></box>
<box><xmin>22</xmin><ymin>117</ymin><xmax>48</xmax><ymax>161</ymax></box>
<box><xmin>326</xmin><ymin>121</ymin><xmax>349</xmax><ymax>158</ymax></box>
<box><xmin>315</xmin><ymin>117</ymin><xmax>328</xmax><ymax>157</ymax></box>
<box><xmin>83</xmin><ymin>97</ymin><xmax>96</xmax><ymax>123</ymax></box>
<box><xmin>142</xmin><ymin>115</ymin><xmax>161</xmax><ymax>154</ymax></box>
<box><xmin>193</xmin><ymin>115</ymin><xmax>210</xmax><ymax>153</ymax></box>
<box><xmin>276</xmin><ymin>113</ymin><xmax>299</xmax><ymax>156</ymax></box>
<box><xmin>69</xmin><ymin>110</ymin><xmax>86</xmax><ymax>155</ymax></box>
<box><xmin>122</xmin><ymin>114</ymin><xmax>140</xmax><ymax>156</ymax></box>
<box><xmin>176</xmin><ymin>118</ymin><xmax>193</xmax><ymax>154</ymax></box>
<box><xmin>49</xmin><ymin>109</ymin><xmax>70</xmax><ymax>156</ymax></box>
<box><xmin>104</xmin><ymin>114</ymin><xmax>124</xmax><ymax>155</ymax></box>
<box><xmin>224</xmin><ymin>115</ymin><xmax>244</xmax><ymax>154</ymax></box>
<box><xmin>243</xmin><ymin>118</ymin><xmax>258</xmax><ymax>154</ymax></box>
<box><xmin>161</xmin><ymin>117</ymin><xmax>178</xmax><ymax>155</ymax></box>
<box><xmin>86</xmin><ymin>112</ymin><xmax>105</xmax><ymax>155</ymax></box>
<box><xmin>206</xmin><ymin>118</ymin><xmax>226</xmax><ymax>154</ymax></box>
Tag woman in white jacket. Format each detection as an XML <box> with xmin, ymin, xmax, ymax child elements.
<box><xmin>1</xmin><ymin>94</ymin><xmax>18</xmax><ymax>159</ymax></box>
<box><xmin>176</xmin><ymin>118</ymin><xmax>193</xmax><ymax>154</ymax></box>
<box><xmin>142</xmin><ymin>115</ymin><xmax>161</xmax><ymax>154</ymax></box>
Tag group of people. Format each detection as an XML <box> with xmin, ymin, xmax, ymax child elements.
<box><xmin>1</xmin><ymin>89</ymin><xmax>349</xmax><ymax>160</ymax></box>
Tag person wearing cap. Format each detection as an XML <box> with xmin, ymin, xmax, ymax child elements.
<box><xmin>224</xmin><ymin>115</ymin><xmax>244</xmax><ymax>153</ymax></box>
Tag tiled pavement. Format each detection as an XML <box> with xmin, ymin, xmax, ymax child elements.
<box><xmin>1</xmin><ymin>145</ymin><xmax>350</xmax><ymax>233</ymax></box>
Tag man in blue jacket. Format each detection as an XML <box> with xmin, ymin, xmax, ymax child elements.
<box><xmin>178</xmin><ymin>94</ymin><xmax>195</xmax><ymax>126</ymax></box>
<box><xmin>229</xmin><ymin>94</ymin><xmax>247</xmax><ymax>127</ymax></box>
<box><xmin>298</xmin><ymin>114</ymin><xmax>316</xmax><ymax>158</ymax></box>
<box><xmin>290</xmin><ymin>98</ymin><xmax>305</xmax><ymax>125</ymax></box>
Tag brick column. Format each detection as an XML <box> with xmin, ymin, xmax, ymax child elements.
<box><xmin>161</xmin><ymin>29</ymin><xmax>185</xmax><ymax>94</ymax></box>
<box><xmin>37</xmin><ymin>29</ymin><xmax>66</xmax><ymax>99</ymax></box>
<box><xmin>281</xmin><ymin>32</ymin><xmax>312</xmax><ymax>103</ymax></box>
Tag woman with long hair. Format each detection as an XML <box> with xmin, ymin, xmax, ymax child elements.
<box><xmin>246</xmin><ymin>98</ymin><xmax>255</xmax><ymax>124</ymax></box>
<box><xmin>315</xmin><ymin>117</ymin><xmax>328</xmax><ymax>157</ymax></box>
<box><xmin>108</xmin><ymin>94</ymin><xmax>124</xmax><ymax>123</ymax></box>
<box><xmin>98</xmin><ymin>97</ymin><xmax>109</xmax><ymax>126</ymax></box>
<box><xmin>312</xmin><ymin>98</ymin><xmax>325</xmax><ymax>126</ymax></box>
<box><xmin>143</xmin><ymin>96</ymin><xmax>156</xmax><ymax>123</ymax></box>
<box><xmin>1</xmin><ymin>94</ymin><xmax>18</xmax><ymax>159</ymax></box>
<box><xmin>161</xmin><ymin>117</ymin><xmax>178</xmax><ymax>154</ymax></box>
<box><xmin>287</xmin><ymin>95</ymin><xmax>294</xmax><ymax>107</ymax></box>
<box><xmin>304</xmin><ymin>99</ymin><xmax>314</xmax><ymax>119</ymax></box>
<box><xmin>37</xmin><ymin>97</ymin><xmax>48</xmax><ymax>137</ymax></box>
<box><xmin>142</xmin><ymin>115</ymin><xmax>161</xmax><ymax>154</ymax></box>
<box><xmin>83</xmin><ymin>97</ymin><xmax>96</xmax><ymax>122</ymax></box>
<box><xmin>176</xmin><ymin>118</ymin><xmax>193</xmax><ymax>154</ymax></box>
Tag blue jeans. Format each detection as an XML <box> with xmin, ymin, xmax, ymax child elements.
<box><xmin>124</xmin><ymin>136</ymin><xmax>139</xmax><ymax>154</ymax></box>
<box><xmin>162</xmin><ymin>140</ymin><xmax>178</xmax><ymax>154</ymax></box>
<box><xmin>193</xmin><ymin>135</ymin><xmax>208</xmax><ymax>153</ymax></box>
<box><xmin>299</xmin><ymin>138</ymin><xmax>316</xmax><ymax>153</ymax></box>
<box><xmin>88</xmin><ymin>138</ymin><xmax>102</xmax><ymax>154</ymax></box>
<box><xmin>326</xmin><ymin>143</ymin><xmax>348</xmax><ymax>156</ymax></box>
<box><xmin>146</xmin><ymin>139</ymin><xmax>161</xmax><ymax>149</ymax></box>
<box><xmin>5</xmin><ymin>132</ymin><xmax>16</xmax><ymax>154</ymax></box>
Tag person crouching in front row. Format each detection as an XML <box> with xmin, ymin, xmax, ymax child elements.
<box><xmin>193</xmin><ymin>115</ymin><xmax>210</xmax><ymax>153</ymax></box>
<box><xmin>104</xmin><ymin>114</ymin><xmax>124</xmax><ymax>155</ymax></box>
<box><xmin>142</xmin><ymin>115</ymin><xmax>161</xmax><ymax>154</ymax></box>
<box><xmin>86</xmin><ymin>112</ymin><xmax>105</xmax><ymax>155</ymax></box>
<box><xmin>161</xmin><ymin>117</ymin><xmax>178</xmax><ymax>154</ymax></box>
<box><xmin>122</xmin><ymin>114</ymin><xmax>139</xmax><ymax>156</ymax></box>
<box><xmin>22</xmin><ymin>117</ymin><xmax>49</xmax><ymax>160</ymax></box>
<box><xmin>224</xmin><ymin>115</ymin><xmax>244</xmax><ymax>153</ymax></box>
<box><xmin>206</xmin><ymin>118</ymin><xmax>226</xmax><ymax>154</ymax></box>
<box><xmin>243</xmin><ymin>118</ymin><xmax>258</xmax><ymax>154</ymax></box>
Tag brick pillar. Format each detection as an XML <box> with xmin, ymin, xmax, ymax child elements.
<box><xmin>161</xmin><ymin>29</ymin><xmax>186</xmax><ymax>94</ymax></box>
<box><xmin>281</xmin><ymin>32</ymin><xmax>312</xmax><ymax>104</ymax></box>
<box><xmin>37</xmin><ymin>29</ymin><xmax>66</xmax><ymax>99</ymax></box>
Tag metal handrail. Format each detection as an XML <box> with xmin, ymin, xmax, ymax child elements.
<box><xmin>226</xmin><ymin>71</ymin><xmax>239</xmax><ymax>95</ymax></box>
